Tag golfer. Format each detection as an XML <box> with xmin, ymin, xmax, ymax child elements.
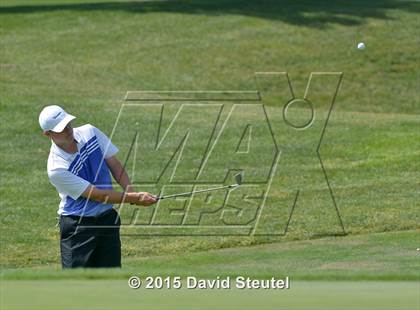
<box><xmin>39</xmin><ymin>105</ymin><xmax>157</xmax><ymax>268</ymax></box>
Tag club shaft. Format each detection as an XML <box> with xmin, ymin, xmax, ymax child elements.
<box><xmin>159</xmin><ymin>184</ymin><xmax>237</xmax><ymax>200</ymax></box>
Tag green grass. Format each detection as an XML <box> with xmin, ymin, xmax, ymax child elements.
<box><xmin>1</xmin><ymin>280</ymin><xmax>419</xmax><ymax>310</ymax></box>
<box><xmin>1</xmin><ymin>0</ymin><xmax>419</xmax><ymax>113</ymax></box>
<box><xmin>0</xmin><ymin>0</ymin><xmax>419</xmax><ymax>285</ymax></box>
<box><xmin>2</xmin><ymin>230</ymin><xmax>418</xmax><ymax>281</ymax></box>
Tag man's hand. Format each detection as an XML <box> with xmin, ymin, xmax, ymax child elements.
<box><xmin>126</xmin><ymin>192</ymin><xmax>157</xmax><ymax>206</ymax></box>
<box><xmin>81</xmin><ymin>185</ymin><xmax>157</xmax><ymax>206</ymax></box>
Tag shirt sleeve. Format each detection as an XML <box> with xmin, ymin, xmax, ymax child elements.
<box><xmin>48</xmin><ymin>169</ymin><xmax>91</xmax><ymax>200</ymax></box>
<box><xmin>93</xmin><ymin>126</ymin><xmax>119</xmax><ymax>158</ymax></box>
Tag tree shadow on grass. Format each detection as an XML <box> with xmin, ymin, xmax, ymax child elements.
<box><xmin>1</xmin><ymin>0</ymin><xmax>419</xmax><ymax>28</ymax></box>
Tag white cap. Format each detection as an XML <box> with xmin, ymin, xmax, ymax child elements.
<box><xmin>39</xmin><ymin>105</ymin><xmax>76</xmax><ymax>132</ymax></box>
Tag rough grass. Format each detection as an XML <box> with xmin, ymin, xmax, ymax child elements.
<box><xmin>2</xmin><ymin>230</ymin><xmax>419</xmax><ymax>281</ymax></box>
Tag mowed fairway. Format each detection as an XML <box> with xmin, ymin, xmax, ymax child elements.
<box><xmin>0</xmin><ymin>0</ymin><xmax>419</xmax><ymax>309</ymax></box>
<box><xmin>2</xmin><ymin>281</ymin><xmax>418</xmax><ymax>310</ymax></box>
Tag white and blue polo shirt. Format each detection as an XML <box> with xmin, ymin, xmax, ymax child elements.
<box><xmin>47</xmin><ymin>124</ymin><xmax>119</xmax><ymax>216</ymax></box>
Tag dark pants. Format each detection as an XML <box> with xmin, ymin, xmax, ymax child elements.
<box><xmin>59</xmin><ymin>208</ymin><xmax>121</xmax><ymax>268</ymax></box>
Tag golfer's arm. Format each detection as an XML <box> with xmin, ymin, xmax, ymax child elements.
<box><xmin>106</xmin><ymin>156</ymin><xmax>132</xmax><ymax>191</ymax></box>
<box><xmin>81</xmin><ymin>185</ymin><xmax>137</xmax><ymax>204</ymax></box>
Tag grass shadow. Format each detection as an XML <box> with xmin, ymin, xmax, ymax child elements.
<box><xmin>1</xmin><ymin>0</ymin><xmax>419</xmax><ymax>28</ymax></box>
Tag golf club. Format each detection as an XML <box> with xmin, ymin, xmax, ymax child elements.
<box><xmin>157</xmin><ymin>172</ymin><xmax>243</xmax><ymax>200</ymax></box>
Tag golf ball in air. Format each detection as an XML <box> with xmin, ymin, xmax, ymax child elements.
<box><xmin>357</xmin><ymin>42</ymin><xmax>366</xmax><ymax>50</ymax></box>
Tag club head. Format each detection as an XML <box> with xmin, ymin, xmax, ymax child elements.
<box><xmin>234</xmin><ymin>172</ymin><xmax>243</xmax><ymax>186</ymax></box>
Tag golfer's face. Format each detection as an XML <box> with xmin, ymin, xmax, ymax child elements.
<box><xmin>61</xmin><ymin>123</ymin><xmax>73</xmax><ymax>138</ymax></box>
<box><xmin>49</xmin><ymin>122</ymin><xmax>74</xmax><ymax>142</ymax></box>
